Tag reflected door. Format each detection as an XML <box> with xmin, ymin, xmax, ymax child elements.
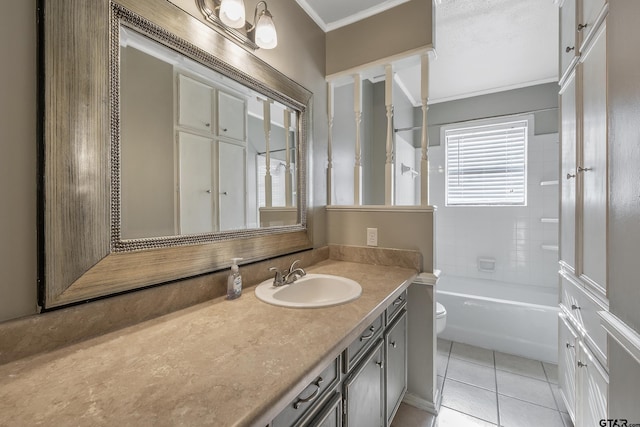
<box><xmin>178</xmin><ymin>132</ymin><xmax>215</xmax><ymax>234</ymax></box>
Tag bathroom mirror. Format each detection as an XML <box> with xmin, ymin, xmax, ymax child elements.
<box><xmin>39</xmin><ymin>0</ymin><xmax>312</xmax><ymax>308</ymax></box>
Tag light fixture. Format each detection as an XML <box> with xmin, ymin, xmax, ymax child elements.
<box><xmin>219</xmin><ymin>0</ymin><xmax>246</xmax><ymax>28</ymax></box>
<box><xmin>196</xmin><ymin>0</ymin><xmax>278</xmax><ymax>50</ymax></box>
<box><xmin>250</xmin><ymin>1</ymin><xmax>278</xmax><ymax>49</ymax></box>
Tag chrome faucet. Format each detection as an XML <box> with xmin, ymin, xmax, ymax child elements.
<box><xmin>269</xmin><ymin>267</ymin><xmax>285</xmax><ymax>287</ymax></box>
<box><xmin>269</xmin><ymin>259</ymin><xmax>306</xmax><ymax>287</ymax></box>
<box><xmin>284</xmin><ymin>259</ymin><xmax>306</xmax><ymax>284</ymax></box>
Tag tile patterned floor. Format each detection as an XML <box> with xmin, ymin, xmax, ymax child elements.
<box><xmin>391</xmin><ymin>340</ymin><xmax>574</xmax><ymax>427</ymax></box>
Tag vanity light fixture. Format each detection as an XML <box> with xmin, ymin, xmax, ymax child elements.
<box><xmin>219</xmin><ymin>0</ymin><xmax>246</xmax><ymax>28</ymax></box>
<box><xmin>196</xmin><ymin>0</ymin><xmax>278</xmax><ymax>50</ymax></box>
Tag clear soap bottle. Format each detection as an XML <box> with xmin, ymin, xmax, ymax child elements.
<box><xmin>226</xmin><ymin>258</ymin><xmax>243</xmax><ymax>300</ymax></box>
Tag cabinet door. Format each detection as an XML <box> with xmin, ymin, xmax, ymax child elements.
<box><xmin>385</xmin><ymin>310</ymin><xmax>407</xmax><ymax>426</ymax></box>
<box><xmin>177</xmin><ymin>132</ymin><xmax>215</xmax><ymax>234</ymax></box>
<box><xmin>218</xmin><ymin>141</ymin><xmax>246</xmax><ymax>231</ymax></box>
<box><xmin>307</xmin><ymin>393</ymin><xmax>342</xmax><ymax>427</ymax></box>
<box><xmin>344</xmin><ymin>339</ymin><xmax>384</xmax><ymax>427</ymax></box>
<box><xmin>576</xmin><ymin>341</ymin><xmax>608</xmax><ymax>427</ymax></box>
<box><xmin>560</xmin><ymin>0</ymin><xmax>577</xmax><ymax>79</ymax></box>
<box><xmin>178</xmin><ymin>74</ymin><xmax>214</xmax><ymax>132</ymax></box>
<box><xmin>579</xmin><ymin>22</ymin><xmax>607</xmax><ymax>294</ymax></box>
<box><xmin>558</xmin><ymin>314</ymin><xmax>578</xmax><ymax>422</ymax></box>
<box><xmin>218</xmin><ymin>91</ymin><xmax>246</xmax><ymax>141</ymax></box>
<box><xmin>560</xmin><ymin>73</ymin><xmax>577</xmax><ymax>272</ymax></box>
<box><xmin>578</xmin><ymin>0</ymin><xmax>606</xmax><ymax>49</ymax></box>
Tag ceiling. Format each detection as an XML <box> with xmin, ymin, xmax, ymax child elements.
<box><xmin>296</xmin><ymin>0</ymin><xmax>559</xmax><ymax>104</ymax></box>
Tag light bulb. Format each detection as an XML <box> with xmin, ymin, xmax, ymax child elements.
<box><xmin>219</xmin><ymin>0</ymin><xmax>246</xmax><ymax>29</ymax></box>
<box><xmin>255</xmin><ymin>12</ymin><xmax>277</xmax><ymax>49</ymax></box>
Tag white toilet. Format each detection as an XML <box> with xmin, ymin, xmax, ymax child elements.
<box><xmin>436</xmin><ymin>302</ymin><xmax>447</xmax><ymax>335</ymax></box>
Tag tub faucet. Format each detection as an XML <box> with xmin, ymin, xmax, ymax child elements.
<box><xmin>284</xmin><ymin>259</ymin><xmax>306</xmax><ymax>284</ymax></box>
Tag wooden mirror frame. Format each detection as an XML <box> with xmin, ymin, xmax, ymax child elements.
<box><xmin>39</xmin><ymin>0</ymin><xmax>312</xmax><ymax>308</ymax></box>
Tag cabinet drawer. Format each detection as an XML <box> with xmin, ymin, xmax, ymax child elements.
<box><xmin>272</xmin><ymin>357</ymin><xmax>340</xmax><ymax>427</ymax></box>
<box><xmin>558</xmin><ymin>313</ymin><xmax>577</xmax><ymax>422</ymax></box>
<box><xmin>344</xmin><ymin>314</ymin><xmax>384</xmax><ymax>373</ymax></box>
<box><xmin>560</xmin><ymin>274</ymin><xmax>607</xmax><ymax>365</ymax></box>
<box><xmin>386</xmin><ymin>290</ymin><xmax>407</xmax><ymax>324</ymax></box>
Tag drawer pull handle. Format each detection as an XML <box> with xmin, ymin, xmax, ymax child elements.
<box><xmin>360</xmin><ymin>326</ymin><xmax>376</xmax><ymax>341</ymax></box>
<box><xmin>578</xmin><ymin>23</ymin><xmax>588</xmax><ymax>31</ymax></box>
<box><xmin>393</xmin><ymin>297</ymin><xmax>404</xmax><ymax>306</ymax></box>
<box><xmin>390</xmin><ymin>341</ymin><xmax>397</xmax><ymax>348</ymax></box>
<box><xmin>565</xmin><ymin>46</ymin><xmax>575</xmax><ymax>53</ymax></box>
<box><xmin>577</xmin><ymin>360</ymin><xmax>588</xmax><ymax>368</ymax></box>
<box><xmin>566</xmin><ymin>342</ymin><xmax>575</xmax><ymax>349</ymax></box>
<box><xmin>566</xmin><ymin>173</ymin><xmax>576</xmax><ymax>179</ymax></box>
<box><xmin>376</xmin><ymin>361</ymin><xmax>384</xmax><ymax>369</ymax></box>
<box><xmin>571</xmin><ymin>304</ymin><xmax>581</xmax><ymax>310</ymax></box>
<box><xmin>293</xmin><ymin>376</ymin><xmax>323</xmax><ymax>409</ymax></box>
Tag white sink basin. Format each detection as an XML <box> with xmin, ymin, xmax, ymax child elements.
<box><xmin>254</xmin><ymin>273</ymin><xmax>362</xmax><ymax>308</ymax></box>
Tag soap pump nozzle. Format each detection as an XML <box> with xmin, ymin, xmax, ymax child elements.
<box><xmin>230</xmin><ymin>257</ymin><xmax>243</xmax><ymax>271</ymax></box>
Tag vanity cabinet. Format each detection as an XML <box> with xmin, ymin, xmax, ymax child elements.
<box><xmin>270</xmin><ymin>291</ymin><xmax>409</xmax><ymax>427</ymax></box>
<box><xmin>558</xmin><ymin>1</ymin><xmax>611</xmax><ymax>424</ymax></box>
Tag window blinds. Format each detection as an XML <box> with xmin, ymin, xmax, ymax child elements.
<box><xmin>445</xmin><ymin>120</ymin><xmax>528</xmax><ymax>206</ymax></box>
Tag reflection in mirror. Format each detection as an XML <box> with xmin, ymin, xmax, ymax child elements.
<box><xmin>119</xmin><ymin>27</ymin><xmax>298</xmax><ymax>239</ymax></box>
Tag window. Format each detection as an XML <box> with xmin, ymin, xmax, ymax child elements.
<box><xmin>445</xmin><ymin>119</ymin><xmax>528</xmax><ymax>206</ymax></box>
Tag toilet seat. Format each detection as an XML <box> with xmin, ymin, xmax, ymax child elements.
<box><xmin>436</xmin><ymin>302</ymin><xmax>446</xmax><ymax>318</ymax></box>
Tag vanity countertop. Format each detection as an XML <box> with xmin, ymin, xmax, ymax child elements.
<box><xmin>0</xmin><ymin>259</ymin><xmax>417</xmax><ymax>426</ymax></box>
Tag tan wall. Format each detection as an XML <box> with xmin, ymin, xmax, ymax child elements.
<box><xmin>0</xmin><ymin>0</ymin><xmax>38</xmax><ymax>322</ymax></box>
<box><xmin>0</xmin><ymin>0</ymin><xmax>326</xmax><ymax>322</ymax></box>
<box><xmin>325</xmin><ymin>206</ymin><xmax>434</xmax><ymax>272</ymax></box>
<box><xmin>326</xmin><ymin>0</ymin><xmax>433</xmax><ymax>76</ymax></box>
<box><xmin>120</xmin><ymin>47</ymin><xmax>175</xmax><ymax>239</ymax></box>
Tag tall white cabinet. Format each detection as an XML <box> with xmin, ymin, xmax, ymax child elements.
<box><xmin>558</xmin><ymin>1</ymin><xmax>640</xmax><ymax>425</ymax></box>
<box><xmin>176</xmin><ymin>73</ymin><xmax>248</xmax><ymax>234</ymax></box>
<box><xmin>557</xmin><ymin>1</ymin><xmax>609</xmax><ymax>426</ymax></box>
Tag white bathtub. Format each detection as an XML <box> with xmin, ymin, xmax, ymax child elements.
<box><xmin>436</xmin><ymin>274</ymin><xmax>559</xmax><ymax>363</ymax></box>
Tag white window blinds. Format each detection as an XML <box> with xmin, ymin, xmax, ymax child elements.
<box><xmin>445</xmin><ymin>120</ymin><xmax>528</xmax><ymax>206</ymax></box>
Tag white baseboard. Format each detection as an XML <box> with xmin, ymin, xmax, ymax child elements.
<box><xmin>403</xmin><ymin>392</ymin><xmax>438</xmax><ymax>414</ymax></box>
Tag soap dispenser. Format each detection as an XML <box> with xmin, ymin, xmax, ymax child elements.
<box><xmin>227</xmin><ymin>258</ymin><xmax>243</xmax><ymax>300</ymax></box>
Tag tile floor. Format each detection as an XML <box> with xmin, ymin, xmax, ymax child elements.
<box><xmin>391</xmin><ymin>340</ymin><xmax>574</xmax><ymax>427</ymax></box>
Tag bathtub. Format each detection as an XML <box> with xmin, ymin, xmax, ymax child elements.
<box><xmin>436</xmin><ymin>274</ymin><xmax>559</xmax><ymax>364</ymax></box>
